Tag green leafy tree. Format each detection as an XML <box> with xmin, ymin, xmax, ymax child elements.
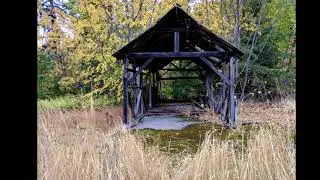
<box><xmin>37</xmin><ymin>0</ymin><xmax>296</xmax><ymax>103</ymax></box>
<box><xmin>37</xmin><ymin>50</ymin><xmax>62</xmax><ymax>98</ymax></box>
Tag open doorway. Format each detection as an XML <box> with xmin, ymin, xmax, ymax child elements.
<box><xmin>158</xmin><ymin>60</ymin><xmax>210</xmax><ymax>107</ymax></box>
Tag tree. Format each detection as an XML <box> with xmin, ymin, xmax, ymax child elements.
<box><xmin>37</xmin><ymin>0</ymin><xmax>296</xmax><ymax>102</ymax></box>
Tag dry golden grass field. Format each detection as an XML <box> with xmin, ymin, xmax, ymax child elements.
<box><xmin>38</xmin><ymin>99</ymin><xmax>295</xmax><ymax>180</ymax></box>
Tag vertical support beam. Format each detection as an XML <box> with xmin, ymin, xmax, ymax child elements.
<box><xmin>156</xmin><ymin>71</ymin><xmax>160</xmax><ymax>105</ymax></box>
<box><xmin>128</xmin><ymin>91</ymin><xmax>135</xmax><ymax>119</ymax></box>
<box><xmin>127</xmin><ymin>65</ymin><xmax>135</xmax><ymax>119</ymax></box>
<box><xmin>122</xmin><ymin>55</ymin><xmax>129</xmax><ymax>125</ymax></box>
<box><xmin>235</xmin><ymin>98</ymin><xmax>238</xmax><ymax>126</ymax></box>
<box><xmin>159</xmin><ymin>80</ymin><xmax>162</xmax><ymax>101</ymax></box>
<box><xmin>212</xmin><ymin>72</ymin><xmax>219</xmax><ymax>111</ymax></box>
<box><xmin>135</xmin><ymin>90</ymin><xmax>142</xmax><ymax>116</ymax></box>
<box><xmin>229</xmin><ymin>57</ymin><xmax>236</xmax><ymax>128</ymax></box>
<box><xmin>135</xmin><ymin>67</ymin><xmax>140</xmax><ymax>116</ymax></box>
<box><xmin>134</xmin><ymin>66</ymin><xmax>144</xmax><ymax>117</ymax></box>
<box><xmin>217</xmin><ymin>63</ymin><xmax>227</xmax><ymax>113</ymax></box>
<box><xmin>174</xmin><ymin>31</ymin><xmax>180</xmax><ymax>52</ymax></box>
<box><xmin>149</xmin><ymin>75</ymin><xmax>152</xmax><ymax>109</ymax></box>
<box><xmin>140</xmin><ymin>74</ymin><xmax>144</xmax><ymax>115</ymax></box>
<box><xmin>208</xmin><ymin>73</ymin><xmax>214</xmax><ymax>109</ymax></box>
<box><xmin>132</xmin><ymin>65</ymin><xmax>137</xmax><ymax>119</ymax></box>
<box><xmin>204</xmin><ymin>72</ymin><xmax>214</xmax><ymax>109</ymax></box>
<box><xmin>204</xmin><ymin>75</ymin><xmax>209</xmax><ymax>108</ymax></box>
<box><xmin>151</xmin><ymin>72</ymin><xmax>157</xmax><ymax>107</ymax></box>
<box><xmin>221</xmin><ymin>94</ymin><xmax>228</xmax><ymax>122</ymax></box>
<box><xmin>152</xmin><ymin>72</ymin><xmax>156</xmax><ymax>87</ymax></box>
<box><xmin>221</xmin><ymin>63</ymin><xmax>229</xmax><ymax>122</ymax></box>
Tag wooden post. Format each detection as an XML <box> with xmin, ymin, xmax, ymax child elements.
<box><xmin>152</xmin><ymin>72</ymin><xmax>156</xmax><ymax>107</ymax></box>
<box><xmin>123</xmin><ymin>55</ymin><xmax>129</xmax><ymax>125</ymax></box>
<box><xmin>132</xmin><ymin>65</ymin><xmax>137</xmax><ymax>118</ymax></box>
<box><xmin>229</xmin><ymin>57</ymin><xmax>236</xmax><ymax>128</ymax></box>
<box><xmin>140</xmin><ymin>74</ymin><xmax>144</xmax><ymax>115</ymax></box>
<box><xmin>221</xmin><ymin>63</ymin><xmax>229</xmax><ymax>122</ymax></box>
<box><xmin>235</xmin><ymin>98</ymin><xmax>238</xmax><ymax>126</ymax></box>
<box><xmin>204</xmin><ymin>75</ymin><xmax>209</xmax><ymax>108</ymax></box>
<box><xmin>127</xmin><ymin>67</ymin><xmax>135</xmax><ymax>119</ymax></box>
<box><xmin>205</xmin><ymin>72</ymin><xmax>214</xmax><ymax>109</ymax></box>
<box><xmin>159</xmin><ymin>80</ymin><xmax>162</xmax><ymax>101</ymax></box>
<box><xmin>152</xmin><ymin>72</ymin><xmax>156</xmax><ymax>87</ymax></box>
<box><xmin>134</xmin><ymin>66</ymin><xmax>142</xmax><ymax>117</ymax></box>
<box><xmin>128</xmin><ymin>91</ymin><xmax>135</xmax><ymax>119</ymax></box>
<box><xmin>208</xmin><ymin>73</ymin><xmax>214</xmax><ymax>109</ymax></box>
<box><xmin>217</xmin><ymin>63</ymin><xmax>227</xmax><ymax>113</ymax></box>
<box><xmin>149</xmin><ymin>75</ymin><xmax>152</xmax><ymax>109</ymax></box>
<box><xmin>156</xmin><ymin>71</ymin><xmax>160</xmax><ymax>105</ymax></box>
<box><xmin>174</xmin><ymin>31</ymin><xmax>180</xmax><ymax>52</ymax></box>
<box><xmin>221</xmin><ymin>90</ymin><xmax>228</xmax><ymax>122</ymax></box>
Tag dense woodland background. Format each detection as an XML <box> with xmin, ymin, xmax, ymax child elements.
<box><xmin>37</xmin><ymin>0</ymin><xmax>295</xmax><ymax>104</ymax></box>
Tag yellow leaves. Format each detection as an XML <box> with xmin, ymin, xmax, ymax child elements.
<box><xmin>242</xmin><ymin>22</ymin><xmax>255</xmax><ymax>33</ymax></box>
<box><xmin>192</xmin><ymin>1</ymin><xmax>225</xmax><ymax>36</ymax></box>
<box><xmin>38</xmin><ymin>13</ymin><xmax>52</xmax><ymax>27</ymax></box>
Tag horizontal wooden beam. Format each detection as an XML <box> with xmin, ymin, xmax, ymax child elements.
<box><xmin>128</xmin><ymin>86</ymin><xmax>145</xmax><ymax>89</ymax></box>
<box><xmin>129</xmin><ymin>51</ymin><xmax>226</xmax><ymax>58</ymax></box>
<box><xmin>160</xmin><ymin>68</ymin><xmax>200</xmax><ymax>71</ymax></box>
<box><xmin>159</xmin><ymin>76</ymin><xmax>200</xmax><ymax>80</ymax></box>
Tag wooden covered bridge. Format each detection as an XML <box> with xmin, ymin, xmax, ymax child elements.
<box><xmin>112</xmin><ymin>4</ymin><xmax>244</xmax><ymax>128</ymax></box>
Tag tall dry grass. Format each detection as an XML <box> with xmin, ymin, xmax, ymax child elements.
<box><xmin>173</xmin><ymin>127</ymin><xmax>295</xmax><ymax>180</ymax></box>
<box><xmin>238</xmin><ymin>98</ymin><xmax>296</xmax><ymax>129</ymax></box>
<box><xmin>38</xmin><ymin>109</ymin><xmax>171</xmax><ymax>180</ymax></box>
<box><xmin>38</xmin><ymin>100</ymin><xmax>295</xmax><ymax>180</ymax></box>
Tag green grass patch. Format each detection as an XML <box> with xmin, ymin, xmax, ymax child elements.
<box><xmin>38</xmin><ymin>95</ymin><xmax>118</xmax><ymax>111</ymax></box>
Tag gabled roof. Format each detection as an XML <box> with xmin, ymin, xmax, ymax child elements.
<box><xmin>112</xmin><ymin>4</ymin><xmax>244</xmax><ymax>61</ymax></box>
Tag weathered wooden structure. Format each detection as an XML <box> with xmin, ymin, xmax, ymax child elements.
<box><xmin>112</xmin><ymin>4</ymin><xmax>244</xmax><ymax>128</ymax></box>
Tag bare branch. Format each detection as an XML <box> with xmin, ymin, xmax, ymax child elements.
<box><xmin>133</xmin><ymin>0</ymin><xmax>144</xmax><ymax>21</ymax></box>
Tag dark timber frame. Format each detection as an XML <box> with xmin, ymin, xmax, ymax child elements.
<box><xmin>113</xmin><ymin>4</ymin><xmax>244</xmax><ymax>128</ymax></box>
